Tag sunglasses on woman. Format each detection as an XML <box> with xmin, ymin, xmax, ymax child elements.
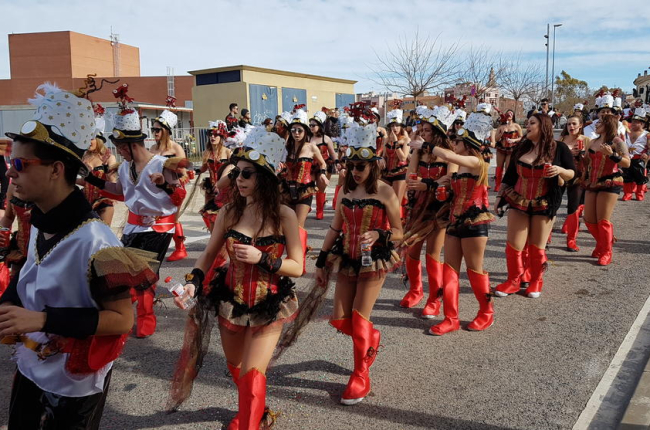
<box><xmin>346</xmin><ymin>162</ymin><xmax>368</xmax><ymax>172</ymax></box>
<box><xmin>10</xmin><ymin>157</ymin><xmax>52</xmax><ymax>172</ymax></box>
<box><xmin>290</xmin><ymin>128</ymin><xmax>305</xmax><ymax>134</ymax></box>
<box><xmin>231</xmin><ymin>167</ymin><xmax>257</xmax><ymax>180</ymax></box>
<box><xmin>151</xmin><ymin>127</ymin><xmax>163</xmax><ymax>133</ymax></box>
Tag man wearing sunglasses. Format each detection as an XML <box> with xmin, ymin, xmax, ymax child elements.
<box><xmin>0</xmin><ymin>84</ymin><xmax>156</xmax><ymax>429</ymax></box>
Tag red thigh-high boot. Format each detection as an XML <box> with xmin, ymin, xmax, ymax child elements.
<box><xmin>494</xmin><ymin>166</ymin><xmax>504</xmax><ymax>192</ymax></box>
<box><xmin>332</xmin><ymin>185</ymin><xmax>341</xmax><ymax>210</ymax></box>
<box><xmin>622</xmin><ymin>182</ymin><xmax>634</xmax><ymax>201</ymax></box>
<box><xmin>132</xmin><ymin>286</ymin><xmax>157</xmax><ymax>337</ymax></box>
<box><xmin>467</xmin><ymin>269</ymin><xmax>494</xmax><ymax>331</ymax></box>
<box><xmin>226</xmin><ymin>363</ymin><xmax>241</xmax><ymax>430</ymax></box>
<box><xmin>585</xmin><ymin>221</ymin><xmax>601</xmax><ymax>258</ymax></box>
<box><xmin>167</xmin><ymin>222</ymin><xmax>188</xmax><ymax>262</ymax></box>
<box><xmin>421</xmin><ymin>255</ymin><xmax>443</xmax><ymax>319</ymax></box>
<box><xmin>400</xmin><ymin>254</ymin><xmax>424</xmax><ymax>308</ymax></box>
<box><xmin>524</xmin><ymin>245</ymin><xmax>547</xmax><ymax>298</ymax></box>
<box><xmin>521</xmin><ymin>243</ymin><xmax>531</xmax><ymax>289</ymax></box>
<box><xmin>495</xmin><ymin>243</ymin><xmax>524</xmax><ymax>296</ymax></box>
<box><xmin>298</xmin><ymin>226</ymin><xmax>308</xmax><ymax>275</ymax></box>
<box><xmin>560</xmin><ymin>216</ymin><xmax>569</xmax><ymax>234</ymax></box>
<box><xmin>636</xmin><ymin>183</ymin><xmax>645</xmax><ymax>201</ymax></box>
<box><xmin>330</xmin><ymin>317</ymin><xmax>353</xmax><ymax>337</ymax></box>
<box><xmin>341</xmin><ymin>310</ymin><xmax>379</xmax><ymax>406</ymax></box>
<box><xmin>597</xmin><ymin>220</ymin><xmax>614</xmax><ymax>266</ymax></box>
<box><xmin>238</xmin><ymin>368</ymin><xmax>268</xmax><ymax>430</ymax></box>
<box><xmin>565</xmin><ymin>210</ymin><xmax>581</xmax><ymax>252</ymax></box>
<box><xmin>429</xmin><ymin>264</ymin><xmax>460</xmax><ymax>336</ymax></box>
<box><xmin>315</xmin><ymin>191</ymin><xmax>326</xmax><ymax>220</ymax></box>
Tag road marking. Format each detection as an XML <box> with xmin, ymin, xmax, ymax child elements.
<box><xmin>185</xmin><ymin>234</ymin><xmax>211</xmax><ymax>244</ymax></box>
<box><xmin>573</xmin><ymin>293</ymin><xmax>650</xmax><ymax>429</ymax></box>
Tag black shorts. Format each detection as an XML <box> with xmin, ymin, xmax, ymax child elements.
<box><xmin>121</xmin><ymin>231</ymin><xmax>173</xmax><ymax>273</ymax></box>
<box><xmin>587</xmin><ymin>186</ymin><xmax>622</xmax><ymax>195</ymax></box>
<box><xmin>382</xmin><ymin>173</ymin><xmax>406</xmax><ymax>184</ymax></box>
<box><xmin>446</xmin><ymin>223</ymin><xmax>489</xmax><ymax>239</ymax></box>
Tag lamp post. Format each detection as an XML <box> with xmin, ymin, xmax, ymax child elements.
<box><xmin>544</xmin><ymin>24</ymin><xmax>550</xmax><ymax>98</ymax></box>
<box><xmin>550</xmin><ymin>23</ymin><xmax>562</xmax><ymax>105</ymax></box>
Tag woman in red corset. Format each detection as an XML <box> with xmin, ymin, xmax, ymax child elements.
<box><xmin>494</xmin><ymin>109</ymin><xmax>523</xmax><ymax>192</ymax></box>
<box><xmin>315</xmin><ymin>112</ymin><xmax>403</xmax><ymax>406</ymax></box>
<box><xmin>80</xmin><ymin>133</ymin><xmax>117</xmax><ymax>224</ymax></box>
<box><xmin>199</xmin><ymin>120</ymin><xmax>233</xmax><ymax>231</ymax></box>
<box><xmin>280</xmin><ymin>108</ymin><xmax>328</xmax><ymax>272</ymax></box>
<box><xmin>171</xmin><ymin>128</ymin><xmax>303</xmax><ymax>429</ymax></box>
<box><xmin>495</xmin><ymin>113</ymin><xmax>576</xmax><ymax>299</ymax></box>
<box><xmin>310</xmin><ymin>110</ymin><xmax>339</xmax><ymax>220</ymax></box>
<box><xmin>381</xmin><ymin>107</ymin><xmax>410</xmax><ymax>212</ymax></box>
<box><xmin>427</xmin><ymin>111</ymin><xmax>496</xmax><ymax>335</ymax></box>
<box><xmin>582</xmin><ymin>114</ymin><xmax>630</xmax><ymax>266</ymax></box>
<box><xmin>399</xmin><ymin>106</ymin><xmax>458</xmax><ymax>318</ymax></box>
<box><xmin>558</xmin><ymin>114</ymin><xmax>590</xmax><ymax>251</ymax></box>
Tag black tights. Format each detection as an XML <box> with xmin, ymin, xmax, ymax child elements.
<box><xmin>566</xmin><ymin>183</ymin><xmax>584</xmax><ymax>215</ymax></box>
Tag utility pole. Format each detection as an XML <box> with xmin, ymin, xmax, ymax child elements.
<box><xmin>550</xmin><ymin>24</ymin><xmax>562</xmax><ymax>105</ymax></box>
<box><xmin>544</xmin><ymin>24</ymin><xmax>550</xmax><ymax>99</ymax></box>
<box><xmin>110</xmin><ymin>28</ymin><xmax>120</xmax><ymax>78</ymax></box>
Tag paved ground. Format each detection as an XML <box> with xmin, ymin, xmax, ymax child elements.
<box><xmin>0</xmin><ymin>169</ymin><xmax>649</xmax><ymax>430</ymax></box>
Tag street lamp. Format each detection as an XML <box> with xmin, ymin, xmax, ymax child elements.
<box><xmin>550</xmin><ymin>23</ymin><xmax>562</xmax><ymax>105</ymax></box>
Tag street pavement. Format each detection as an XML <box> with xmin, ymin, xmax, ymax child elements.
<box><xmin>0</xmin><ymin>170</ymin><xmax>649</xmax><ymax>430</ymax></box>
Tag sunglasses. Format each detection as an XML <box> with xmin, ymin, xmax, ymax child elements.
<box><xmin>309</xmin><ymin>123</ymin><xmax>319</xmax><ymax>128</ymax></box>
<box><xmin>10</xmin><ymin>157</ymin><xmax>52</xmax><ymax>172</ymax></box>
<box><xmin>346</xmin><ymin>162</ymin><xmax>368</xmax><ymax>172</ymax></box>
<box><xmin>231</xmin><ymin>167</ymin><xmax>257</xmax><ymax>180</ymax></box>
<box><xmin>151</xmin><ymin>127</ymin><xmax>163</xmax><ymax>133</ymax></box>
<box><xmin>290</xmin><ymin>128</ymin><xmax>305</xmax><ymax>134</ymax></box>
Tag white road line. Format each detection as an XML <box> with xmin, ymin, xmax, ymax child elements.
<box><xmin>573</xmin><ymin>293</ymin><xmax>650</xmax><ymax>429</ymax></box>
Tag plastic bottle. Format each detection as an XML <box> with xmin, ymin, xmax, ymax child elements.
<box><xmin>361</xmin><ymin>242</ymin><xmax>373</xmax><ymax>267</ymax></box>
<box><xmin>162</xmin><ymin>276</ymin><xmax>196</xmax><ymax>310</ymax></box>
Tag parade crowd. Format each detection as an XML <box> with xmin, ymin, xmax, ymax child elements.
<box><xmin>0</xmin><ymin>81</ymin><xmax>647</xmax><ymax>429</ymax></box>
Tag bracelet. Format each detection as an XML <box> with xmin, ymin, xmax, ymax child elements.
<box><xmin>42</xmin><ymin>306</ymin><xmax>99</xmax><ymax>339</ymax></box>
<box><xmin>421</xmin><ymin>178</ymin><xmax>438</xmax><ymax>192</ymax></box>
<box><xmin>373</xmin><ymin>229</ymin><xmax>393</xmax><ymax>247</ymax></box>
<box><xmin>185</xmin><ymin>268</ymin><xmax>205</xmax><ymax>297</ymax></box>
<box><xmin>329</xmin><ymin>225</ymin><xmax>342</xmax><ymax>233</ymax></box>
<box><xmin>155</xmin><ymin>181</ymin><xmax>174</xmax><ymax>195</ymax></box>
<box><xmin>84</xmin><ymin>174</ymin><xmax>106</xmax><ymax>189</ymax></box>
<box><xmin>609</xmin><ymin>153</ymin><xmax>622</xmax><ymax>163</ymax></box>
<box><xmin>320</xmin><ymin>169</ymin><xmax>327</xmax><ymax>175</ymax></box>
<box><xmin>256</xmin><ymin>251</ymin><xmax>282</xmax><ymax>273</ymax></box>
<box><xmin>315</xmin><ymin>250</ymin><xmax>330</xmax><ymax>269</ymax></box>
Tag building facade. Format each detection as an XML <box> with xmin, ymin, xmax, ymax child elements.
<box><xmin>189</xmin><ymin>65</ymin><xmax>356</xmax><ymax>127</ymax></box>
<box><xmin>633</xmin><ymin>70</ymin><xmax>650</xmax><ymax>104</ymax></box>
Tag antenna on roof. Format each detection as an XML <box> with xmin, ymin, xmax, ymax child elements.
<box><xmin>110</xmin><ymin>28</ymin><xmax>120</xmax><ymax>77</ymax></box>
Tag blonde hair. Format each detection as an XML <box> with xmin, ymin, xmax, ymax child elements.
<box><xmin>85</xmin><ymin>137</ymin><xmax>108</xmax><ymax>157</ymax></box>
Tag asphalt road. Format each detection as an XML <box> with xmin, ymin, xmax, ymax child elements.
<box><xmin>0</xmin><ymin>172</ymin><xmax>649</xmax><ymax>430</ymax></box>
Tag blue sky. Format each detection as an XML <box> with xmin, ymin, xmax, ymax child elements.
<box><xmin>1</xmin><ymin>0</ymin><xmax>648</xmax><ymax>95</ymax></box>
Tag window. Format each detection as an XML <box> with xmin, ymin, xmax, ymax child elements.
<box><xmin>196</xmin><ymin>70</ymin><xmax>241</xmax><ymax>86</ymax></box>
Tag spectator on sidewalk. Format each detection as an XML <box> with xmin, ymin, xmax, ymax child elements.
<box><xmin>239</xmin><ymin>109</ymin><xmax>252</xmax><ymax>128</ymax></box>
<box><xmin>225</xmin><ymin>103</ymin><xmax>239</xmax><ymax>131</ymax></box>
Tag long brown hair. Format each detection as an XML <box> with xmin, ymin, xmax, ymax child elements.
<box><xmin>286</xmin><ymin>123</ymin><xmax>312</xmax><ymax>162</ymax></box>
<box><xmin>419</xmin><ymin>127</ymin><xmax>453</xmax><ymax>157</ymax></box>
<box><xmin>155</xmin><ymin>121</ymin><xmax>175</xmax><ymax>154</ymax></box>
<box><xmin>560</xmin><ymin>114</ymin><xmax>584</xmax><ymax>138</ymax></box>
<box><xmin>463</xmin><ymin>142</ymin><xmax>489</xmax><ymax>186</ymax></box>
<box><xmin>599</xmin><ymin>114</ymin><xmax>618</xmax><ymax>143</ymax></box>
<box><xmin>205</xmin><ymin>133</ymin><xmax>224</xmax><ymax>161</ymax></box>
<box><xmin>342</xmin><ymin>161</ymin><xmax>380</xmax><ymax>194</ymax></box>
<box><xmin>225</xmin><ymin>163</ymin><xmax>282</xmax><ymax>238</ymax></box>
<box><xmin>514</xmin><ymin>113</ymin><xmax>556</xmax><ymax>164</ymax></box>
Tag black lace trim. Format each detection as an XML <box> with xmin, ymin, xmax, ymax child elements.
<box><xmin>516</xmin><ymin>160</ymin><xmax>545</xmax><ymax>170</ymax></box>
<box><xmin>224</xmin><ymin>229</ymin><xmax>286</xmax><ymax>246</ymax></box>
<box><xmin>450</xmin><ymin>205</ymin><xmax>491</xmax><ymax>226</ymax></box>
<box><xmin>92</xmin><ymin>165</ymin><xmax>108</xmax><ymax>173</ymax></box>
<box><xmin>206</xmin><ymin>268</ymin><xmax>296</xmax><ymax>325</ymax></box>
<box><xmin>452</xmin><ymin>172</ymin><xmax>479</xmax><ymax>180</ymax></box>
<box><xmin>341</xmin><ymin>198</ymin><xmax>385</xmax><ymax>209</ymax></box>
<box><xmin>418</xmin><ymin>161</ymin><xmax>446</xmax><ymax>168</ymax></box>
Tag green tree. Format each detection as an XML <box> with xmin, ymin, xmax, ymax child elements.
<box><xmin>554</xmin><ymin>71</ymin><xmax>590</xmax><ymax>113</ymax></box>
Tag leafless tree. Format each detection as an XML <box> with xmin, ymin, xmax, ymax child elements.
<box><xmin>370</xmin><ymin>30</ymin><xmax>460</xmax><ymax>101</ymax></box>
<box><xmin>458</xmin><ymin>46</ymin><xmax>506</xmax><ymax>102</ymax></box>
<box><xmin>500</xmin><ymin>54</ymin><xmax>544</xmax><ymax>106</ymax></box>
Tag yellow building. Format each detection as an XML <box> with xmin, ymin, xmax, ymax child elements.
<box><xmin>189</xmin><ymin>65</ymin><xmax>356</xmax><ymax>127</ymax></box>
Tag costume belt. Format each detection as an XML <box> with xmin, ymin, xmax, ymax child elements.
<box><xmin>127</xmin><ymin>212</ymin><xmax>175</xmax><ymax>232</ymax></box>
<box><xmin>1</xmin><ymin>335</ymin><xmax>63</xmax><ymax>359</ymax></box>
